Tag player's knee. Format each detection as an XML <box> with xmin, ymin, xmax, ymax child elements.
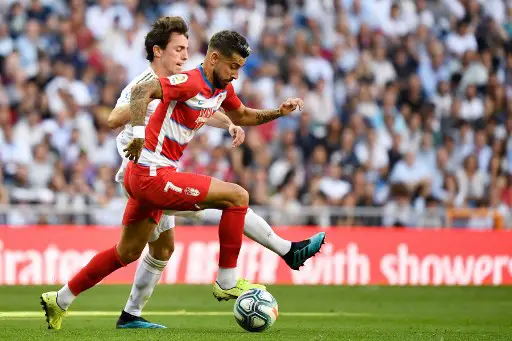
<box><xmin>117</xmin><ymin>243</ymin><xmax>145</xmax><ymax>264</ymax></box>
<box><xmin>228</xmin><ymin>184</ymin><xmax>249</xmax><ymax>207</ymax></box>
<box><xmin>148</xmin><ymin>243</ymin><xmax>174</xmax><ymax>261</ymax></box>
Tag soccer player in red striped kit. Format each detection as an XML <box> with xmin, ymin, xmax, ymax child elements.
<box><xmin>40</xmin><ymin>26</ymin><xmax>325</xmax><ymax>330</ymax></box>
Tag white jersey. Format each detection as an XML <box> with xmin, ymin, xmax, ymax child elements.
<box><xmin>115</xmin><ymin>67</ymin><xmax>159</xmax><ymax>182</ymax></box>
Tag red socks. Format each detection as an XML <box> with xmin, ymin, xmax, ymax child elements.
<box><xmin>218</xmin><ymin>206</ymin><xmax>248</xmax><ymax>268</ymax></box>
<box><xmin>68</xmin><ymin>245</ymin><xmax>126</xmax><ymax>296</ymax></box>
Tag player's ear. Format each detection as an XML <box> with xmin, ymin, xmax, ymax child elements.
<box><xmin>153</xmin><ymin>45</ymin><xmax>162</xmax><ymax>59</ymax></box>
<box><xmin>210</xmin><ymin>51</ymin><xmax>220</xmax><ymax>66</ymax></box>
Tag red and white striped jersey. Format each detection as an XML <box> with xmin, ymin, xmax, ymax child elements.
<box><xmin>114</xmin><ymin>67</ymin><xmax>159</xmax><ymax>183</ymax></box>
<box><xmin>138</xmin><ymin>65</ymin><xmax>241</xmax><ymax>171</ymax></box>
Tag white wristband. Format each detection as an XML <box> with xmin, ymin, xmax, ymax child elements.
<box><xmin>133</xmin><ymin>126</ymin><xmax>145</xmax><ymax>139</ymax></box>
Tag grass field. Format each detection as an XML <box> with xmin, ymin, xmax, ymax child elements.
<box><xmin>0</xmin><ymin>285</ymin><xmax>510</xmax><ymax>340</ymax></box>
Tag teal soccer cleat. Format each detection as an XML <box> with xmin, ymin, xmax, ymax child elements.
<box><xmin>116</xmin><ymin>311</ymin><xmax>167</xmax><ymax>329</ymax></box>
<box><xmin>282</xmin><ymin>232</ymin><xmax>326</xmax><ymax>270</ymax></box>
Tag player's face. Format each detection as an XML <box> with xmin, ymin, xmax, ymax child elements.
<box><xmin>159</xmin><ymin>33</ymin><xmax>189</xmax><ymax>76</ymax></box>
<box><xmin>212</xmin><ymin>52</ymin><xmax>246</xmax><ymax>89</ymax></box>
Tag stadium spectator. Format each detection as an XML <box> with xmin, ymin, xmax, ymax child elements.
<box><xmin>0</xmin><ymin>0</ymin><xmax>511</xmax><ymax>228</ymax></box>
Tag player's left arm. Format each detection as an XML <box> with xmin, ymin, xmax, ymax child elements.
<box><xmin>206</xmin><ymin>110</ymin><xmax>245</xmax><ymax>147</ymax></box>
<box><xmin>225</xmin><ymin>98</ymin><xmax>304</xmax><ymax>126</ymax></box>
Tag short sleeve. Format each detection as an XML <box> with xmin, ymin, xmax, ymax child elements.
<box><xmin>221</xmin><ymin>83</ymin><xmax>242</xmax><ymax>111</ymax></box>
<box><xmin>115</xmin><ymin>86</ymin><xmax>131</xmax><ymax>107</ymax></box>
<box><xmin>159</xmin><ymin>73</ymin><xmax>197</xmax><ymax>104</ymax></box>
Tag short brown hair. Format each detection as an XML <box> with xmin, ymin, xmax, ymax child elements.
<box><xmin>208</xmin><ymin>30</ymin><xmax>251</xmax><ymax>58</ymax></box>
<box><xmin>145</xmin><ymin>16</ymin><xmax>188</xmax><ymax>62</ymax></box>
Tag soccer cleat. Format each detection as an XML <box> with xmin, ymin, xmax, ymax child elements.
<box><xmin>116</xmin><ymin>310</ymin><xmax>167</xmax><ymax>329</ymax></box>
<box><xmin>282</xmin><ymin>232</ymin><xmax>326</xmax><ymax>270</ymax></box>
<box><xmin>213</xmin><ymin>278</ymin><xmax>266</xmax><ymax>301</ymax></box>
<box><xmin>40</xmin><ymin>291</ymin><xmax>67</xmax><ymax>330</ymax></box>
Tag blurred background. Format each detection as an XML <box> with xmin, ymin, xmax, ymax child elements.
<box><xmin>0</xmin><ymin>0</ymin><xmax>511</xmax><ymax>229</ymax></box>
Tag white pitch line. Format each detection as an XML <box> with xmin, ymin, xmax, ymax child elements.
<box><xmin>0</xmin><ymin>311</ymin><xmax>373</xmax><ymax>318</ymax></box>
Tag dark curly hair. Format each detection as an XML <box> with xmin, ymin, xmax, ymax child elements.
<box><xmin>208</xmin><ymin>30</ymin><xmax>251</xmax><ymax>58</ymax></box>
<box><xmin>145</xmin><ymin>16</ymin><xmax>188</xmax><ymax>62</ymax></box>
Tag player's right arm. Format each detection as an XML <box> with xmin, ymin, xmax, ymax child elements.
<box><xmin>108</xmin><ymin>83</ymin><xmax>134</xmax><ymax>129</ymax></box>
<box><xmin>124</xmin><ymin>79</ymin><xmax>164</xmax><ymax>162</ymax></box>
<box><xmin>124</xmin><ymin>73</ymin><xmax>196</xmax><ymax>162</ymax></box>
<box><xmin>107</xmin><ymin>104</ymin><xmax>130</xmax><ymax>129</ymax></box>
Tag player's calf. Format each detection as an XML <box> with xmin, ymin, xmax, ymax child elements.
<box><xmin>120</xmin><ymin>223</ymin><xmax>173</xmax><ymax>329</ymax></box>
<box><xmin>41</xmin><ymin>220</ymin><xmax>157</xmax><ymax>330</ymax></box>
<box><xmin>200</xmin><ymin>179</ymin><xmax>250</xmax><ymax>290</ymax></box>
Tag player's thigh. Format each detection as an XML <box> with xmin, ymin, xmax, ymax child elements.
<box><xmin>199</xmin><ymin>177</ymin><xmax>249</xmax><ymax>209</ymax></box>
<box><xmin>119</xmin><ymin>198</ymin><xmax>163</xmax><ymax>259</ymax></box>
<box><xmin>155</xmin><ymin>170</ymin><xmax>212</xmax><ymax>210</ymax></box>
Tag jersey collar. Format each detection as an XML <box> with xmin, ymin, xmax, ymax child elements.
<box><xmin>198</xmin><ymin>64</ymin><xmax>215</xmax><ymax>93</ymax></box>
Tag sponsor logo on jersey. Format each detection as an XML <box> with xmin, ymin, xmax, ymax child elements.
<box><xmin>169</xmin><ymin>74</ymin><xmax>188</xmax><ymax>85</ymax></box>
<box><xmin>185</xmin><ymin>187</ymin><xmax>200</xmax><ymax>197</ymax></box>
<box><xmin>195</xmin><ymin>107</ymin><xmax>215</xmax><ymax>126</ymax></box>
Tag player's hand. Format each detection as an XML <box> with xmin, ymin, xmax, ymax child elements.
<box><xmin>279</xmin><ymin>98</ymin><xmax>304</xmax><ymax>116</ymax></box>
<box><xmin>229</xmin><ymin>124</ymin><xmax>245</xmax><ymax>148</ymax></box>
<box><xmin>123</xmin><ymin>138</ymin><xmax>145</xmax><ymax>163</ymax></box>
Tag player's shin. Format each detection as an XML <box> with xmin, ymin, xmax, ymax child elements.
<box><xmin>58</xmin><ymin>245</ymin><xmax>127</xmax><ymax>310</ymax></box>
<box><xmin>216</xmin><ymin>206</ymin><xmax>248</xmax><ymax>289</ymax></box>
<box><xmin>124</xmin><ymin>252</ymin><xmax>167</xmax><ymax>316</ymax></box>
<box><xmin>201</xmin><ymin>209</ymin><xmax>292</xmax><ymax>256</ymax></box>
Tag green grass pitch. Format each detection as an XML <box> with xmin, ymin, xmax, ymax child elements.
<box><xmin>0</xmin><ymin>285</ymin><xmax>510</xmax><ymax>340</ymax></box>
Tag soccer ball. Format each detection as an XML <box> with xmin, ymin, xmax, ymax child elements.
<box><xmin>233</xmin><ymin>289</ymin><xmax>278</xmax><ymax>332</ymax></box>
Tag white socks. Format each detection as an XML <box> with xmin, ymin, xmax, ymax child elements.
<box><xmin>216</xmin><ymin>267</ymin><xmax>237</xmax><ymax>289</ymax></box>
<box><xmin>200</xmin><ymin>208</ymin><xmax>292</xmax><ymax>256</ymax></box>
<box><xmin>57</xmin><ymin>284</ymin><xmax>76</xmax><ymax>310</ymax></box>
<box><xmin>242</xmin><ymin>208</ymin><xmax>292</xmax><ymax>256</ymax></box>
<box><xmin>124</xmin><ymin>252</ymin><xmax>167</xmax><ymax>316</ymax></box>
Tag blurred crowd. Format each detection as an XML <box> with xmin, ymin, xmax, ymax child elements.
<box><xmin>0</xmin><ymin>0</ymin><xmax>511</xmax><ymax>228</ymax></box>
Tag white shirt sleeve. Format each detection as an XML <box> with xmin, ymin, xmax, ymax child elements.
<box><xmin>115</xmin><ymin>84</ymin><xmax>132</xmax><ymax>107</ymax></box>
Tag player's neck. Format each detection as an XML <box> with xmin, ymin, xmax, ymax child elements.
<box><xmin>202</xmin><ymin>65</ymin><xmax>215</xmax><ymax>88</ymax></box>
<box><xmin>150</xmin><ymin>62</ymin><xmax>169</xmax><ymax>78</ymax></box>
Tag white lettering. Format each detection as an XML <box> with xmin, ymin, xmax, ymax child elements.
<box><xmin>18</xmin><ymin>250</ymin><xmax>42</xmax><ymax>284</ymax></box>
<box><xmin>164</xmin><ymin>181</ymin><xmax>183</xmax><ymax>193</ymax></box>
<box><xmin>380</xmin><ymin>254</ymin><xmax>397</xmax><ymax>284</ymax></box>
<box><xmin>291</xmin><ymin>243</ymin><xmax>370</xmax><ymax>285</ymax></box>
<box><xmin>184</xmin><ymin>242</ymin><xmax>218</xmax><ymax>284</ymax></box>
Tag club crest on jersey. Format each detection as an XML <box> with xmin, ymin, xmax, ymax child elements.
<box><xmin>169</xmin><ymin>74</ymin><xmax>188</xmax><ymax>85</ymax></box>
<box><xmin>216</xmin><ymin>93</ymin><xmax>226</xmax><ymax>106</ymax></box>
<box><xmin>185</xmin><ymin>187</ymin><xmax>200</xmax><ymax>197</ymax></box>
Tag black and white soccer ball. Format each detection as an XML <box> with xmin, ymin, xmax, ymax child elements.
<box><xmin>233</xmin><ymin>289</ymin><xmax>278</xmax><ymax>332</ymax></box>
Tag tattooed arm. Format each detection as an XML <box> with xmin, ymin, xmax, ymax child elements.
<box><xmin>226</xmin><ymin>98</ymin><xmax>304</xmax><ymax>126</ymax></box>
<box><xmin>129</xmin><ymin>79</ymin><xmax>163</xmax><ymax>127</ymax></box>
<box><xmin>123</xmin><ymin>79</ymin><xmax>163</xmax><ymax>162</ymax></box>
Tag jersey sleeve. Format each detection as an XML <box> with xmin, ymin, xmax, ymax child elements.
<box><xmin>221</xmin><ymin>83</ymin><xmax>242</xmax><ymax>111</ymax></box>
<box><xmin>159</xmin><ymin>73</ymin><xmax>198</xmax><ymax>104</ymax></box>
<box><xmin>115</xmin><ymin>85</ymin><xmax>131</xmax><ymax>107</ymax></box>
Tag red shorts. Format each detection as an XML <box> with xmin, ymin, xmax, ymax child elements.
<box><xmin>122</xmin><ymin>162</ymin><xmax>212</xmax><ymax>226</ymax></box>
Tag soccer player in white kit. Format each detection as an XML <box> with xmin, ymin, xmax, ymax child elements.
<box><xmin>40</xmin><ymin>17</ymin><xmax>325</xmax><ymax>330</ymax></box>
